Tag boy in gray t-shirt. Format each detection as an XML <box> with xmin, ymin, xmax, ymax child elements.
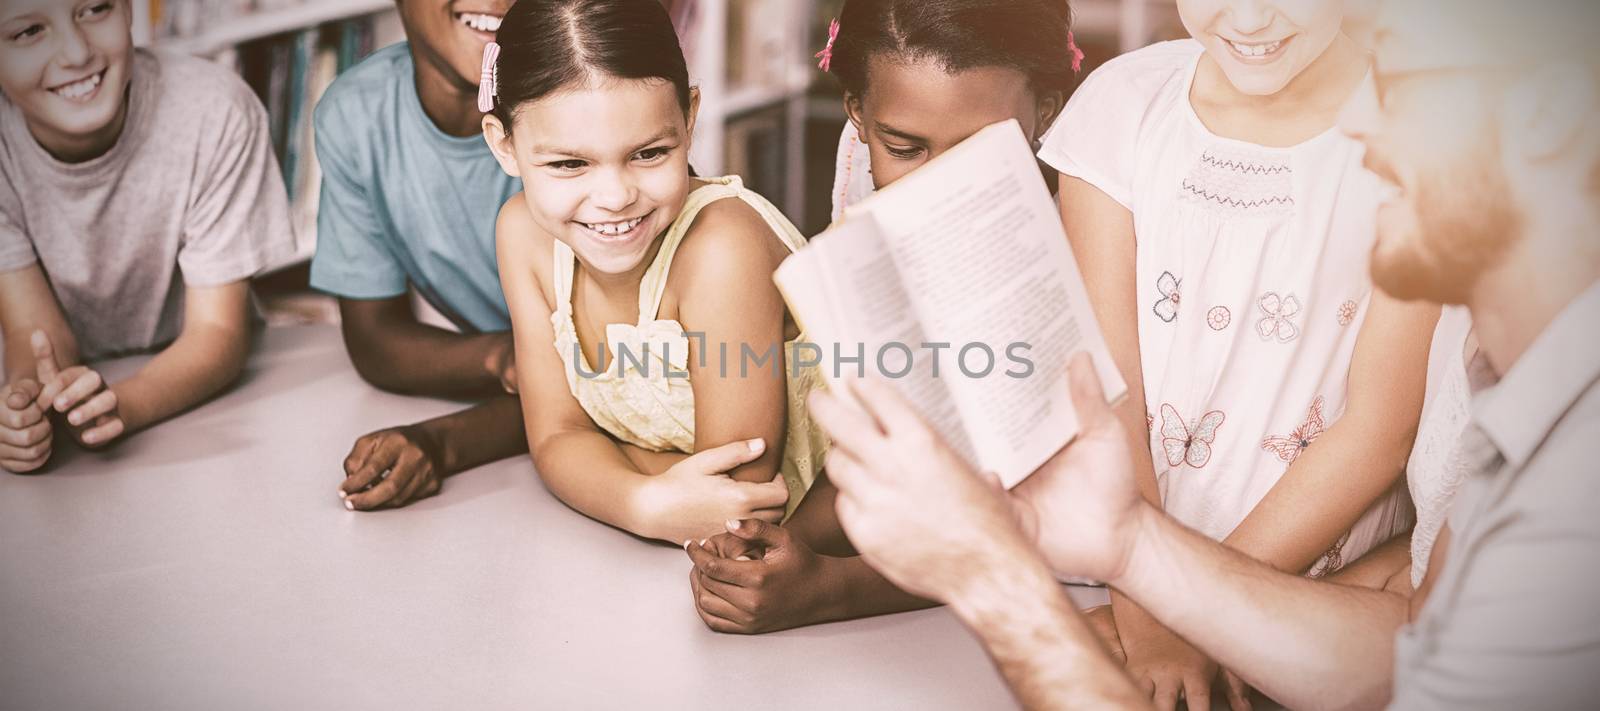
<box><xmin>0</xmin><ymin>1</ymin><xmax>292</xmax><ymax>473</ymax></box>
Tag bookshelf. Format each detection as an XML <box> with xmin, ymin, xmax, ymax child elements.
<box><xmin>137</xmin><ymin>1</ymin><xmax>403</xmax><ymax>275</ymax></box>
<box><xmin>155</xmin><ymin>0</ymin><xmax>395</xmax><ymax>57</ymax></box>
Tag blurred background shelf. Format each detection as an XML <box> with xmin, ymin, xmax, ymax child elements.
<box><xmin>147</xmin><ymin>0</ymin><xmax>394</xmax><ymax>56</ymax></box>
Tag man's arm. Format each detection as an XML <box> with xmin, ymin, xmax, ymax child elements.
<box><xmin>337</xmin><ymin>295</ymin><xmax>513</xmax><ymax>398</ymax></box>
<box><xmin>1116</xmin><ymin>505</ymin><xmax>1410</xmax><ymax>711</ymax></box>
<box><xmin>951</xmin><ymin>549</ymin><xmax>1149</xmax><ymax>711</ymax></box>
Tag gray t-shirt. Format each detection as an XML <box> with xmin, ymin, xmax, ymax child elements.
<box><xmin>0</xmin><ymin>49</ymin><xmax>293</xmax><ymax>360</ymax></box>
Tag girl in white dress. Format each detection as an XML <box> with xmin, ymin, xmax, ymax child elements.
<box><xmin>1037</xmin><ymin>1</ymin><xmax>1440</xmax><ymax>707</ymax></box>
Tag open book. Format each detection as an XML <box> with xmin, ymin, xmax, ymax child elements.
<box><xmin>775</xmin><ymin>119</ymin><xmax>1127</xmax><ymax>488</ymax></box>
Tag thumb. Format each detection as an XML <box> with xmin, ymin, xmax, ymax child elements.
<box><xmin>978</xmin><ymin>469</ymin><xmax>1004</xmax><ymax>491</ymax></box>
<box><xmin>1066</xmin><ymin>352</ymin><xmax>1114</xmax><ymax>430</ymax></box>
<box><xmin>725</xmin><ymin>517</ymin><xmax>787</xmax><ymax>548</ymax></box>
<box><xmin>31</xmin><ymin>330</ymin><xmax>59</xmax><ymax>384</ymax></box>
<box><xmin>5</xmin><ymin>379</ymin><xmax>39</xmax><ymax>410</ymax></box>
<box><xmin>687</xmin><ymin>438</ymin><xmax>766</xmax><ymax>476</ymax></box>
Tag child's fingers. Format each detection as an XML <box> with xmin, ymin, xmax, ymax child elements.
<box><xmin>740</xmin><ymin>478</ymin><xmax>789</xmax><ymax>512</ymax></box>
<box><xmin>79</xmin><ymin>415</ymin><xmax>123</xmax><ymax>447</ymax></box>
<box><xmin>65</xmin><ymin>389</ymin><xmax>117</xmax><ymax>427</ymax></box>
<box><xmin>682</xmin><ymin>438</ymin><xmax>766</xmax><ymax>477</ymax></box>
<box><xmin>51</xmin><ymin>370</ymin><xmax>103</xmax><ymax>413</ymax></box>
<box><xmin>30</xmin><ymin>330</ymin><xmax>60</xmax><ymax>385</ymax></box>
<box><xmin>686</xmin><ymin>541</ymin><xmax>764</xmax><ymax>587</ymax></box>
<box><xmin>0</xmin><ymin>398</ymin><xmax>43</xmax><ymax>430</ymax></box>
<box><xmin>689</xmin><ymin>570</ymin><xmax>747</xmax><ymax>633</ymax></box>
<box><xmin>345</xmin><ymin>449</ymin><xmax>425</xmax><ymax>511</ymax></box>
<box><xmin>0</xmin><ymin>437</ymin><xmax>51</xmax><ymax>465</ymax></box>
<box><xmin>5</xmin><ymin>379</ymin><xmax>41</xmax><ymax>410</ymax></box>
<box><xmin>0</xmin><ymin>417</ymin><xmax>51</xmax><ymax>448</ymax></box>
<box><xmin>340</xmin><ymin>437</ymin><xmax>394</xmax><ymax>496</ymax></box>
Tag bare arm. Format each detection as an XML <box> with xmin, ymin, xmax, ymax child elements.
<box><xmin>1117</xmin><ymin>505</ymin><xmax>1410</xmax><ymax>711</ymax></box>
<box><xmin>673</xmin><ymin>199</ymin><xmax>792</xmax><ymax>485</ymax></box>
<box><xmin>104</xmin><ymin>281</ymin><xmax>253</xmax><ymax>434</ymax></box>
<box><xmin>1057</xmin><ymin>175</ymin><xmax>1173</xmax><ymax>663</ymax></box>
<box><xmin>337</xmin><ymin>295</ymin><xmax>512</xmax><ymax>398</ymax></box>
<box><xmin>0</xmin><ymin>265</ymin><xmax>79</xmax><ymax>384</ymax></box>
<box><xmin>1224</xmin><ymin>291</ymin><xmax>1438</xmax><ymax>573</ymax></box>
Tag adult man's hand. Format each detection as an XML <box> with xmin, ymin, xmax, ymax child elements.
<box><xmin>1008</xmin><ymin>352</ymin><xmax>1146</xmax><ymax>584</ymax></box>
<box><xmin>807</xmin><ymin>369</ymin><xmax>1029</xmax><ymax>604</ymax></box>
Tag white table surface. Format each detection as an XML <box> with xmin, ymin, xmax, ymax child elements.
<box><xmin>1</xmin><ymin>325</ymin><xmax>1110</xmax><ymax>711</ymax></box>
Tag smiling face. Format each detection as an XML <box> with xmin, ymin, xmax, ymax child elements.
<box><xmin>847</xmin><ymin>55</ymin><xmax>1054</xmax><ymax>190</ymax></box>
<box><xmin>0</xmin><ymin>0</ymin><xmax>133</xmax><ymax>159</ymax></box>
<box><xmin>397</xmin><ymin>0</ymin><xmax>510</xmax><ymax>90</ymax></box>
<box><xmin>485</xmin><ymin>78</ymin><xmax>696</xmax><ymax>277</ymax></box>
<box><xmin>1338</xmin><ymin>1</ymin><xmax>1523</xmax><ymax>305</ymax></box>
<box><xmin>1178</xmin><ymin>0</ymin><xmax>1346</xmax><ymax>96</ymax></box>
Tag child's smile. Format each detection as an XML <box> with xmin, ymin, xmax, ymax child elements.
<box><xmin>48</xmin><ymin>68</ymin><xmax>105</xmax><ymax>103</ymax></box>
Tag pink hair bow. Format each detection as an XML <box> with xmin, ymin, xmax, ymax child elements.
<box><xmin>816</xmin><ymin>18</ymin><xmax>840</xmax><ymax>72</ymax></box>
<box><xmin>478</xmin><ymin>41</ymin><xmax>501</xmax><ymax>113</ymax></box>
<box><xmin>1068</xmin><ymin>31</ymin><xmax>1084</xmax><ymax>73</ymax></box>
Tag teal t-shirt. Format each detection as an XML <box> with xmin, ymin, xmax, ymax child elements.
<box><xmin>309</xmin><ymin>43</ymin><xmax>519</xmax><ymax>332</ymax></box>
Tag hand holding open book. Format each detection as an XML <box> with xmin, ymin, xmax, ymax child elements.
<box><xmin>776</xmin><ymin>119</ymin><xmax>1127</xmax><ymax>489</ymax></box>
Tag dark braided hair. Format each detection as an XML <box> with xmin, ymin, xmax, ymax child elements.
<box><xmin>487</xmin><ymin>0</ymin><xmax>691</xmax><ymax>128</ymax></box>
<box><xmin>827</xmin><ymin>0</ymin><xmax>1076</xmax><ymax>98</ymax></box>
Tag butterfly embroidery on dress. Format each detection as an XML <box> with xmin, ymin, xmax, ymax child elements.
<box><xmin>1307</xmin><ymin>531</ymin><xmax>1351</xmax><ymax>579</ymax></box>
<box><xmin>1153</xmin><ymin>272</ymin><xmax>1181</xmax><ymax>323</ymax></box>
<box><xmin>1260</xmin><ymin>395</ymin><xmax>1326</xmax><ymax>464</ymax></box>
<box><xmin>1256</xmin><ymin>291</ymin><xmax>1301</xmax><ymax>343</ymax></box>
<box><xmin>1159</xmin><ymin>403</ymin><xmax>1225</xmax><ymax>469</ymax></box>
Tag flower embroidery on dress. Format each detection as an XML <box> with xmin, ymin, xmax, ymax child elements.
<box><xmin>1153</xmin><ymin>271</ymin><xmax>1181</xmax><ymax>323</ymax></box>
<box><xmin>1337</xmin><ymin>300</ymin><xmax>1358</xmax><ymax>326</ymax></box>
<box><xmin>1260</xmin><ymin>395</ymin><xmax>1326</xmax><ymax>464</ymax></box>
<box><xmin>1159</xmin><ymin>403</ymin><xmax>1225</xmax><ymax>469</ymax></box>
<box><xmin>1256</xmin><ymin>292</ymin><xmax>1302</xmax><ymax>343</ymax></box>
<box><xmin>1207</xmin><ymin>306</ymin><xmax>1231</xmax><ymax>331</ymax></box>
<box><xmin>1178</xmin><ymin>147</ymin><xmax>1295</xmax><ymax>217</ymax></box>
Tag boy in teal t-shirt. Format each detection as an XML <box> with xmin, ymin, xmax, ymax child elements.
<box><xmin>310</xmin><ymin>1</ymin><xmax>522</xmax><ymax>510</ymax></box>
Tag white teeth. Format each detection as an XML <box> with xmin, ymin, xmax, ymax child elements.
<box><xmin>1228</xmin><ymin>39</ymin><xmax>1283</xmax><ymax>58</ymax></box>
<box><xmin>583</xmin><ymin>217</ymin><xmax>645</xmax><ymax>237</ymax></box>
<box><xmin>458</xmin><ymin>12</ymin><xmax>503</xmax><ymax>33</ymax></box>
<box><xmin>53</xmin><ymin>72</ymin><xmax>101</xmax><ymax>101</ymax></box>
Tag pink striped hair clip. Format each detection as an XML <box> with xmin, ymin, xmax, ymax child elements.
<box><xmin>478</xmin><ymin>41</ymin><xmax>501</xmax><ymax>113</ymax></box>
<box><xmin>816</xmin><ymin>18</ymin><xmax>840</xmax><ymax>72</ymax></box>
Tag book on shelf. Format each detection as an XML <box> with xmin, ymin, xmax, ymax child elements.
<box><xmin>774</xmin><ymin>120</ymin><xmax>1127</xmax><ymax>488</ymax></box>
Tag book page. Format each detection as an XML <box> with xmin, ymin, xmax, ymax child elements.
<box><xmin>774</xmin><ymin>217</ymin><xmax>976</xmax><ymax>465</ymax></box>
<box><xmin>856</xmin><ymin>120</ymin><xmax>1127</xmax><ymax>486</ymax></box>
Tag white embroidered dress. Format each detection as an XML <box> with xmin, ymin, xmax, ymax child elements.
<box><xmin>1038</xmin><ymin>40</ymin><xmax>1412</xmax><ymax>574</ymax></box>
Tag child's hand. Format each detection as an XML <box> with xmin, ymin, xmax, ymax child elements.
<box><xmin>634</xmin><ymin>438</ymin><xmax>788</xmax><ymax>544</ymax></box>
<box><xmin>483</xmin><ymin>334</ymin><xmax>518</xmax><ymax>394</ymax></box>
<box><xmin>1121</xmin><ymin>618</ymin><xmax>1218</xmax><ymax>711</ymax></box>
<box><xmin>684</xmin><ymin>519</ymin><xmax>833</xmax><ymax>634</ymax></box>
<box><xmin>338</xmin><ymin>425</ymin><xmax>446</xmax><ymax>511</ymax></box>
<box><xmin>0</xmin><ymin>378</ymin><xmax>52</xmax><ymax>473</ymax></box>
<box><xmin>32</xmin><ymin>331</ymin><xmax>124</xmax><ymax>448</ymax></box>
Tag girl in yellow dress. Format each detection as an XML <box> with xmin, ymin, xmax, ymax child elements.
<box><xmin>482</xmin><ymin>0</ymin><xmax>826</xmax><ymax>545</ymax></box>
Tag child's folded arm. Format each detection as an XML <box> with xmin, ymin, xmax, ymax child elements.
<box><xmin>671</xmin><ymin>198</ymin><xmax>792</xmax><ymax>485</ymax></box>
<box><xmin>111</xmin><ymin>280</ymin><xmax>254</xmax><ymax>435</ymax></box>
<box><xmin>1222</xmin><ymin>291</ymin><xmax>1441</xmax><ymax>574</ymax></box>
<box><xmin>336</xmin><ymin>295</ymin><xmax>513</xmax><ymax>399</ymax></box>
<box><xmin>0</xmin><ymin>265</ymin><xmax>80</xmax><ymax>385</ymax></box>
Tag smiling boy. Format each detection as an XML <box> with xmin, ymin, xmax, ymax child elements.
<box><xmin>0</xmin><ymin>0</ymin><xmax>293</xmax><ymax>472</ymax></box>
<box><xmin>309</xmin><ymin>1</ymin><xmax>527</xmax><ymax>510</ymax></box>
